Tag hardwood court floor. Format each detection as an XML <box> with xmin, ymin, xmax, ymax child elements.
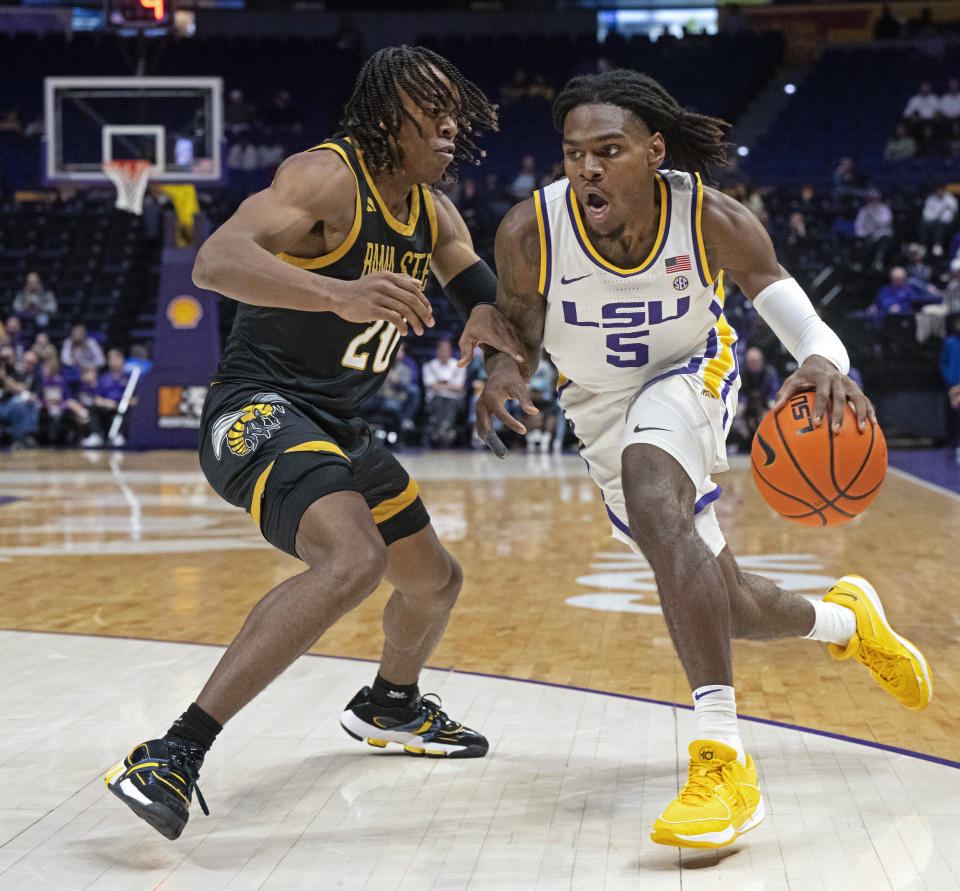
<box><xmin>0</xmin><ymin>448</ymin><xmax>958</xmax><ymax>889</ymax></box>
<box><xmin>0</xmin><ymin>448</ymin><xmax>956</xmax><ymax>762</ymax></box>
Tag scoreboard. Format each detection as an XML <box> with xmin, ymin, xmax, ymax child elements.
<box><xmin>105</xmin><ymin>0</ymin><xmax>174</xmax><ymax>30</ymax></box>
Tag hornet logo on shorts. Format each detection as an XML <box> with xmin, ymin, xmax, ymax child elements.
<box><xmin>212</xmin><ymin>393</ymin><xmax>290</xmax><ymax>459</ymax></box>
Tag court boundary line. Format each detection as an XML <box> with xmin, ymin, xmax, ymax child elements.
<box><xmin>4</xmin><ymin>626</ymin><xmax>956</xmax><ymax>771</ymax></box>
<box><xmin>887</xmin><ymin>465</ymin><xmax>960</xmax><ymax>502</ymax></box>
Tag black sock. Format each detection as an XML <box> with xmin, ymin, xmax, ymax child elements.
<box><xmin>165</xmin><ymin>702</ymin><xmax>222</xmax><ymax>753</ymax></box>
<box><xmin>370</xmin><ymin>673</ymin><xmax>419</xmax><ymax>709</ymax></box>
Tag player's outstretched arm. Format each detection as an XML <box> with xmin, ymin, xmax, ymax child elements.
<box><xmin>427</xmin><ymin>189</ymin><xmax>526</xmax><ymax>365</ymax></box>
<box><xmin>474</xmin><ymin>200</ymin><xmax>547</xmax><ymax>456</ymax></box>
<box><xmin>192</xmin><ymin>151</ymin><xmax>434</xmax><ymax>335</ymax></box>
<box><xmin>701</xmin><ymin>187</ymin><xmax>874</xmax><ymax>433</ymax></box>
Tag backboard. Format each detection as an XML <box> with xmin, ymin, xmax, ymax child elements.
<box><xmin>44</xmin><ymin>76</ymin><xmax>223</xmax><ymax>183</ymax></box>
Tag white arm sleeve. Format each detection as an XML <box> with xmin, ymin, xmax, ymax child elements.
<box><xmin>751</xmin><ymin>277</ymin><xmax>850</xmax><ymax>374</ymax></box>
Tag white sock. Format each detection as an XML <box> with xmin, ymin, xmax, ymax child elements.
<box><xmin>803</xmin><ymin>598</ymin><xmax>857</xmax><ymax>646</ymax></box>
<box><xmin>692</xmin><ymin>685</ymin><xmax>745</xmax><ymax>765</ymax></box>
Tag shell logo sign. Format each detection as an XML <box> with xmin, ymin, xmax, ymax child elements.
<box><xmin>167</xmin><ymin>295</ymin><xmax>204</xmax><ymax>329</ymax></box>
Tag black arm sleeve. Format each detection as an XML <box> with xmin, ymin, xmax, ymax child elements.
<box><xmin>441</xmin><ymin>259</ymin><xmax>498</xmax><ymax>320</ymax></box>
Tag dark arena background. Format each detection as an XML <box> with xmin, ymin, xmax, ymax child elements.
<box><xmin>1</xmin><ymin>0</ymin><xmax>959</xmax><ymax>887</ymax></box>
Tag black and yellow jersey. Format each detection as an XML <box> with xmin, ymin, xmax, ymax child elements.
<box><xmin>213</xmin><ymin>137</ymin><xmax>438</xmax><ymax>420</ymax></box>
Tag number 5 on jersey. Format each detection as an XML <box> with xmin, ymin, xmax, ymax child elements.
<box><xmin>341</xmin><ymin>320</ymin><xmax>402</xmax><ymax>373</ymax></box>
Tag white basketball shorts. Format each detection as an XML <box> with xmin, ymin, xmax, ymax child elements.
<box><xmin>558</xmin><ymin>372</ymin><xmax>739</xmax><ymax>557</ymax></box>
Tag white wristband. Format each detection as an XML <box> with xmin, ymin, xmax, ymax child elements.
<box><xmin>751</xmin><ymin>278</ymin><xmax>849</xmax><ymax>375</ymax></box>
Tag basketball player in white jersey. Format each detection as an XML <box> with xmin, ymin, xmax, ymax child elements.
<box><xmin>476</xmin><ymin>70</ymin><xmax>933</xmax><ymax>850</ymax></box>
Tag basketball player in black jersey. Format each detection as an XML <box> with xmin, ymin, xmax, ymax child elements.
<box><xmin>106</xmin><ymin>46</ymin><xmax>525</xmax><ymax>840</ymax></box>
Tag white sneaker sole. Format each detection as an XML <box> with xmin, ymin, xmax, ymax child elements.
<box><xmin>339</xmin><ymin>709</ymin><xmax>463</xmax><ymax>757</ymax></box>
<box><xmin>652</xmin><ymin>796</ymin><xmax>766</xmax><ymax>849</ymax></box>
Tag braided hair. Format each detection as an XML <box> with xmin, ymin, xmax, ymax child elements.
<box><xmin>552</xmin><ymin>70</ymin><xmax>729</xmax><ymax>177</ymax></box>
<box><xmin>339</xmin><ymin>45</ymin><xmax>498</xmax><ymax>180</ymax></box>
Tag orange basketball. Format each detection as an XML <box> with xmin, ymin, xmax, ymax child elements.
<box><xmin>750</xmin><ymin>391</ymin><xmax>886</xmax><ymax>526</ymax></box>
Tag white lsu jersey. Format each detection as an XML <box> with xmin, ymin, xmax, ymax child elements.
<box><xmin>537</xmin><ymin>170</ymin><xmax>739</xmax><ymax>419</ymax></box>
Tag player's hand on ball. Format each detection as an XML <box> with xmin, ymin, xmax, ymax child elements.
<box><xmin>773</xmin><ymin>356</ymin><xmax>875</xmax><ymax>434</ymax></box>
<box><xmin>335</xmin><ymin>272</ymin><xmax>434</xmax><ymax>336</ymax></box>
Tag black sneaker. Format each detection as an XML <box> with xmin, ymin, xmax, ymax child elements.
<box><xmin>340</xmin><ymin>687</ymin><xmax>489</xmax><ymax>759</ymax></box>
<box><xmin>105</xmin><ymin>737</ymin><xmax>209</xmax><ymax>839</ymax></box>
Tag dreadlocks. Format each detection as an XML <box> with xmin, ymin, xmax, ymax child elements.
<box><xmin>552</xmin><ymin>70</ymin><xmax>729</xmax><ymax>177</ymax></box>
<box><xmin>338</xmin><ymin>45</ymin><xmax>499</xmax><ymax>180</ymax></box>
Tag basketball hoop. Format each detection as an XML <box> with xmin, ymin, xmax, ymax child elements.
<box><xmin>102</xmin><ymin>159</ymin><xmax>155</xmax><ymax>215</ymax></box>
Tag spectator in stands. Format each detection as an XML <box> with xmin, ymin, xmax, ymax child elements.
<box><xmin>91</xmin><ymin>347</ymin><xmax>132</xmax><ymax>447</ymax></box>
<box><xmin>39</xmin><ymin>353</ymin><xmax>66</xmax><ymax>444</ymax></box>
<box><xmin>905</xmin><ymin>243</ymin><xmax>933</xmax><ymax>290</ymax></box>
<box><xmin>940</xmin><ymin>313</ymin><xmax>960</xmax><ymax>464</ymax></box>
<box><xmin>884</xmin><ymin>123</ymin><xmax>917</xmax><ymax>163</ymax></box>
<box><xmin>422</xmin><ymin>339</ymin><xmax>466</xmax><ymax>448</ymax></box>
<box><xmin>224</xmin><ymin>88</ymin><xmax>256</xmax><ymax>139</ymax></box>
<box><xmin>730</xmin><ymin>346</ymin><xmax>780</xmax><ymax>451</ymax></box>
<box><xmin>873</xmin><ymin>4</ymin><xmax>902</xmax><ymax>39</ymax></box>
<box><xmin>263</xmin><ymin>90</ymin><xmax>303</xmax><ymax>136</ymax></box>
<box><xmin>30</xmin><ymin>332</ymin><xmax>57</xmax><ymax>368</ymax></box>
<box><xmin>918</xmin><ymin>184</ymin><xmax>958</xmax><ymax>257</ymax></box>
<box><xmin>61</xmin><ymin>323</ymin><xmax>105</xmax><ymax>372</ymax></box>
<box><xmin>125</xmin><ymin>343</ymin><xmax>153</xmax><ymax>376</ymax></box>
<box><xmin>903</xmin><ymin>81</ymin><xmax>941</xmax><ymax>150</ymax></box>
<box><xmin>831</xmin><ymin>156</ymin><xmax>863</xmax><ymax>199</ymax></box>
<box><xmin>522</xmin><ymin>352</ymin><xmax>559</xmax><ymax>452</ymax></box>
<box><xmin>509</xmin><ymin>155</ymin><xmax>539</xmax><ymax>203</ymax></box>
<box><xmin>941</xmin><ymin>79</ymin><xmax>960</xmax><ymax>124</ymax></box>
<box><xmin>19</xmin><ymin>349</ymin><xmax>43</xmax><ymax>401</ymax></box>
<box><xmin>944</xmin><ymin>259</ymin><xmax>960</xmax><ymax>315</ymax></box>
<box><xmin>785</xmin><ymin>212</ymin><xmax>807</xmax><ymax>247</ymax></box>
<box><xmin>227</xmin><ymin>133</ymin><xmax>260</xmax><ymax>200</ymax></box>
<box><xmin>539</xmin><ymin>161</ymin><xmax>565</xmax><ymax>190</ymax></box>
<box><xmin>0</xmin><ymin>344</ymin><xmax>39</xmax><ymax>450</ymax></box>
<box><xmin>257</xmin><ymin>129</ymin><xmax>286</xmax><ymax>185</ymax></box>
<box><xmin>13</xmin><ymin>271</ymin><xmax>57</xmax><ymax>331</ymax></box>
<box><xmin>904</xmin><ymin>81</ymin><xmax>940</xmax><ymax>123</ymax></box>
<box><xmin>456</xmin><ymin>178</ymin><xmax>481</xmax><ymax>229</ymax></box>
<box><xmin>742</xmin><ymin>186</ymin><xmax>768</xmax><ymax>228</ymax></box>
<box><xmin>868</xmin><ymin>266</ymin><xmax>922</xmax><ymax>327</ymax></box>
<box><xmin>854</xmin><ymin>189</ymin><xmax>894</xmax><ymax>270</ymax></box>
<box><xmin>3</xmin><ymin>316</ymin><xmax>25</xmax><ymax>369</ymax></box>
<box><xmin>362</xmin><ymin>342</ymin><xmax>421</xmax><ymax>445</ymax></box>
<box><xmin>66</xmin><ymin>365</ymin><xmax>99</xmax><ymax>446</ymax></box>
<box><xmin>918</xmin><ymin>257</ymin><xmax>960</xmax><ymax>343</ymax></box>
<box><xmin>481</xmin><ymin>172</ymin><xmax>512</xmax><ymax>224</ymax></box>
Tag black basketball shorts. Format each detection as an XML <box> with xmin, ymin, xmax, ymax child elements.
<box><xmin>199</xmin><ymin>383</ymin><xmax>430</xmax><ymax>558</ymax></box>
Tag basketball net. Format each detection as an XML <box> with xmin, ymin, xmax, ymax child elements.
<box><xmin>102</xmin><ymin>159</ymin><xmax>155</xmax><ymax>216</ymax></box>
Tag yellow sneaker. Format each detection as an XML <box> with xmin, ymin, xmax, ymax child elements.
<box><xmin>650</xmin><ymin>741</ymin><xmax>764</xmax><ymax>849</ymax></box>
<box><xmin>825</xmin><ymin>576</ymin><xmax>932</xmax><ymax>710</ymax></box>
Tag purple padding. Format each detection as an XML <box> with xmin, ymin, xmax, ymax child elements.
<box><xmin>888</xmin><ymin>448</ymin><xmax>960</xmax><ymax>495</ymax></box>
<box><xmin>0</xmin><ymin>497</ymin><xmax>20</xmax><ymax>507</ymax></box>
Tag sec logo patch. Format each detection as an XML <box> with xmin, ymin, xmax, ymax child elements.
<box><xmin>672</xmin><ymin>275</ymin><xmax>689</xmax><ymax>291</ymax></box>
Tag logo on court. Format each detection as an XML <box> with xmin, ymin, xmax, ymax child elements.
<box><xmin>565</xmin><ymin>552</ymin><xmax>838</xmax><ymax>616</ymax></box>
<box><xmin>211</xmin><ymin>393</ymin><xmax>290</xmax><ymax>460</ymax></box>
<box><xmin>672</xmin><ymin>275</ymin><xmax>689</xmax><ymax>291</ymax></box>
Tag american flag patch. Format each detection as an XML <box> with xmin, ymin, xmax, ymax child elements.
<box><xmin>665</xmin><ymin>255</ymin><xmax>692</xmax><ymax>272</ymax></box>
